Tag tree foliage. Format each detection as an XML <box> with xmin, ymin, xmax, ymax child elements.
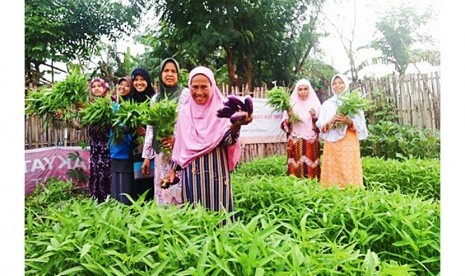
<box><xmin>25</xmin><ymin>0</ymin><xmax>145</xmax><ymax>86</ymax></box>
<box><xmin>142</xmin><ymin>0</ymin><xmax>325</xmax><ymax>89</ymax></box>
<box><xmin>361</xmin><ymin>3</ymin><xmax>439</xmax><ymax>75</ymax></box>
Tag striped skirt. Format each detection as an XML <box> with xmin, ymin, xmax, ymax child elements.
<box><xmin>181</xmin><ymin>146</ymin><xmax>234</xmax><ymax>215</ymax></box>
<box><xmin>287</xmin><ymin>137</ymin><xmax>321</xmax><ymax>180</ymax></box>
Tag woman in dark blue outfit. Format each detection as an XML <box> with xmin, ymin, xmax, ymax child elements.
<box><xmin>110</xmin><ymin>70</ymin><xmax>155</xmax><ymax>204</ymax></box>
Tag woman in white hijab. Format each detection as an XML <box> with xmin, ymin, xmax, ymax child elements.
<box><xmin>316</xmin><ymin>74</ymin><xmax>368</xmax><ymax>188</ymax></box>
<box><xmin>280</xmin><ymin>78</ymin><xmax>322</xmax><ymax>179</ymax></box>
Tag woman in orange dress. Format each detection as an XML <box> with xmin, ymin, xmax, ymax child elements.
<box><xmin>316</xmin><ymin>74</ymin><xmax>368</xmax><ymax>188</ymax></box>
<box><xmin>280</xmin><ymin>79</ymin><xmax>321</xmax><ymax>179</ymax></box>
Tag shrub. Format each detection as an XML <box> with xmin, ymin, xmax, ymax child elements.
<box><xmin>361</xmin><ymin>121</ymin><xmax>440</xmax><ymax>160</ymax></box>
<box><xmin>236</xmin><ymin>155</ymin><xmax>440</xmax><ymax>200</ymax></box>
<box><xmin>25</xmin><ymin>156</ymin><xmax>440</xmax><ymax>275</ymax></box>
<box><xmin>363</xmin><ymin>157</ymin><xmax>440</xmax><ymax>200</ymax></box>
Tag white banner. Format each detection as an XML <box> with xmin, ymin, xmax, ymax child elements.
<box><xmin>238</xmin><ymin>98</ymin><xmax>287</xmax><ymax>144</ymax></box>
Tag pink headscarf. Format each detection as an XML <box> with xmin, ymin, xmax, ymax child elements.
<box><xmin>171</xmin><ymin>66</ymin><xmax>241</xmax><ymax>171</ymax></box>
<box><xmin>89</xmin><ymin>77</ymin><xmax>108</xmax><ymax>97</ymax></box>
<box><xmin>282</xmin><ymin>78</ymin><xmax>322</xmax><ymax>140</ymax></box>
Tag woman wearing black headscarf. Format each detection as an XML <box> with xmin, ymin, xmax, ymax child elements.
<box><xmin>141</xmin><ymin>58</ymin><xmax>189</xmax><ymax>205</ymax></box>
<box><xmin>109</xmin><ymin>69</ymin><xmax>155</xmax><ymax>204</ymax></box>
<box><xmin>130</xmin><ymin>68</ymin><xmax>156</xmax><ymax>103</ymax></box>
<box><xmin>129</xmin><ymin>68</ymin><xmax>156</xmax><ymax>201</ymax></box>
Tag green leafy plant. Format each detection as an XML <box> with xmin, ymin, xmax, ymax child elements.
<box><xmin>364</xmin><ymin>88</ymin><xmax>399</xmax><ymax>125</ymax></box>
<box><xmin>142</xmin><ymin>98</ymin><xmax>178</xmax><ymax>153</ymax></box>
<box><xmin>360</xmin><ymin>121</ymin><xmax>440</xmax><ymax>160</ymax></box>
<box><xmin>112</xmin><ymin>99</ymin><xmax>150</xmax><ymax>143</ymax></box>
<box><xmin>25</xmin><ymin>68</ymin><xmax>89</xmax><ymax>126</ymax></box>
<box><xmin>26</xmin><ymin>172</ymin><xmax>439</xmax><ymax>274</ymax></box>
<box><xmin>67</xmin><ymin>151</ymin><xmax>89</xmax><ymax>189</ymax></box>
<box><xmin>78</xmin><ymin>95</ymin><xmax>114</xmax><ymax>127</ymax></box>
<box><xmin>333</xmin><ymin>89</ymin><xmax>371</xmax><ymax>128</ymax></box>
<box><xmin>25</xmin><ymin>154</ymin><xmax>439</xmax><ymax>275</ymax></box>
<box><xmin>266</xmin><ymin>86</ymin><xmax>300</xmax><ymax>123</ymax></box>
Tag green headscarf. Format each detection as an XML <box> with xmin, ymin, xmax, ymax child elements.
<box><xmin>152</xmin><ymin>58</ymin><xmax>185</xmax><ymax>153</ymax></box>
<box><xmin>156</xmin><ymin>58</ymin><xmax>184</xmax><ymax>102</ymax></box>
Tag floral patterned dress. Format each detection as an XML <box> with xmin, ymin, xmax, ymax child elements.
<box><xmin>142</xmin><ymin>89</ymin><xmax>189</xmax><ymax>205</ymax></box>
<box><xmin>88</xmin><ymin>125</ymin><xmax>112</xmax><ymax>202</ymax></box>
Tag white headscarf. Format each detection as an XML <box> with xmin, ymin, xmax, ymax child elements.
<box><xmin>316</xmin><ymin>74</ymin><xmax>368</xmax><ymax>142</ymax></box>
<box><xmin>281</xmin><ymin>78</ymin><xmax>321</xmax><ymax>140</ymax></box>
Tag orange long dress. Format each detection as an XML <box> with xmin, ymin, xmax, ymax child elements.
<box><xmin>320</xmin><ymin>128</ymin><xmax>363</xmax><ymax>188</ymax></box>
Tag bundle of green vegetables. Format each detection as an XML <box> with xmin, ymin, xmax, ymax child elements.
<box><xmin>336</xmin><ymin>90</ymin><xmax>371</xmax><ymax>115</ymax></box>
<box><xmin>25</xmin><ymin>88</ymin><xmax>55</xmax><ymax>120</ymax></box>
<box><xmin>333</xmin><ymin>90</ymin><xmax>371</xmax><ymax>128</ymax></box>
<box><xmin>112</xmin><ymin>99</ymin><xmax>150</xmax><ymax>143</ymax></box>
<box><xmin>78</xmin><ymin>95</ymin><xmax>114</xmax><ymax>127</ymax></box>
<box><xmin>142</xmin><ymin>98</ymin><xmax>178</xmax><ymax>153</ymax></box>
<box><xmin>25</xmin><ymin>68</ymin><xmax>89</xmax><ymax>126</ymax></box>
<box><xmin>265</xmin><ymin>86</ymin><xmax>300</xmax><ymax>123</ymax></box>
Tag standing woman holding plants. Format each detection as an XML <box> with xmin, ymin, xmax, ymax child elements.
<box><xmin>280</xmin><ymin>78</ymin><xmax>322</xmax><ymax>180</ymax></box>
<box><xmin>109</xmin><ymin>69</ymin><xmax>155</xmax><ymax>204</ymax></box>
<box><xmin>115</xmin><ymin>76</ymin><xmax>131</xmax><ymax>102</ymax></box>
<box><xmin>165</xmin><ymin>66</ymin><xmax>252</xmax><ymax>220</ymax></box>
<box><xmin>85</xmin><ymin>77</ymin><xmax>112</xmax><ymax>202</ymax></box>
<box><xmin>141</xmin><ymin>58</ymin><xmax>189</xmax><ymax>205</ymax></box>
<box><xmin>316</xmin><ymin>74</ymin><xmax>368</xmax><ymax>188</ymax></box>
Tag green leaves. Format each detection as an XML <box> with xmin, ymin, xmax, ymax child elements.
<box><xmin>336</xmin><ymin>90</ymin><xmax>371</xmax><ymax>116</ymax></box>
<box><xmin>25</xmin><ymin>68</ymin><xmax>89</xmax><ymax>126</ymax></box>
<box><xmin>78</xmin><ymin>95</ymin><xmax>114</xmax><ymax>127</ymax></box>
<box><xmin>142</xmin><ymin>98</ymin><xmax>178</xmax><ymax>153</ymax></box>
<box><xmin>111</xmin><ymin>98</ymin><xmax>150</xmax><ymax>143</ymax></box>
<box><xmin>360</xmin><ymin>121</ymin><xmax>440</xmax><ymax>160</ymax></box>
<box><xmin>265</xmin><ymin>86</ymin><xmax>291</xmax><ymax>112</ymax></box>
<box><xmin>25</xmin><ymin>0</ymin><xmax>143</xmax><ymax>85</ymax></box>
<box><xmin>26</xmin><ymin>153</ymin><xmax>439</xmax><ymax>275</ymax></box>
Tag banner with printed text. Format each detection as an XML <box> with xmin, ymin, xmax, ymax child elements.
<box><xmin>25</xmin><ymin>147</ymin><xmax>90</xmax><ymax>196</ymax></box>
<box><xmin>238</xmin><ymin>98</ymin><xmax>287</xmax><ymax>144</ymax></box>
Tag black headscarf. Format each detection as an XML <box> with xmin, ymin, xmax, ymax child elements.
<box><xmin>152</xmin><ymin>58</ymin><xmax>185</xmax><ymax>153</ymax></box>
<box><xmin>130</xmin><ymin>68</ymin><xmax>155</xmax><ymax>103</ymax></box>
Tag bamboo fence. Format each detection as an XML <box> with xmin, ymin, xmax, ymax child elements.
<box><xmin>359</xmin><ymin>72</ymin><xmax>441</xmax><ymax>130</ymax></box>
<box><xmin>24</xmin><ymin>72</ymin><xmax>440</xmax><ymax>162</ymax></box>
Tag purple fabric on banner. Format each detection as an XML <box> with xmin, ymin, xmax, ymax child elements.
<box><xmin>24</xmin><ymin>147</ymin><xmax>90</xmax><ymax>196</ymax></box>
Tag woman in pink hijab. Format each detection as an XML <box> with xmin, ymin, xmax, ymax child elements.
<box><xmin>281</xmin><ymin>78</ymin><xmax>322</xmax><ymax>179</ymax></box>
<box><xmin>167</xmin><ymin>66</ymin><xmax>252</xmax><ymax>218</ymax></box>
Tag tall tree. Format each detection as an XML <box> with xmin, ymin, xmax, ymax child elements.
<box><xmin>25</xmin><ymin>0</ymin><xmax>145</xmax><ymax>87</ymax></box>
<box><xmin>322</xmin><ymin>0</ymin><xmax>359</xmax><ymax>81</ymax></box>
<box><xmin>145</xmin><ymin>0</ymin><xmax>325</xmax><ymax>89</ymax></box>
<box><xmin>361</xmin><ymin>3</ymin><xmax>439</xmax><ymax>76</ymax></box>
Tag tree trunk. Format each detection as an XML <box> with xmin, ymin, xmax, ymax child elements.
<box><xmin>244</xmin><ymin>52</ymin><xmax>253</xmax><ymax>92</ymax></box>
<box><xmin>224</xmin><ymin>45</ymin><xmax>240</xmax><ymax>86</ymax></box>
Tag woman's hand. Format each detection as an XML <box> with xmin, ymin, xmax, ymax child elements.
<box><xmin>141</xmin><ymin>158</ymin><xmax>151</xmax><ymax>176</ymax></box>
<box><xmin>240</xmin><ymin>112</ymin><xmax>253</xmax><ymax>125</ymax></box>
<box><xmin>232</xmin><ymin>111</ymin><xmax>253</xmax><ymax>126</ymax></box>
<box><xmin>135</xmin><ymin>126</ymin><xmax>146</xmax><ymax>136</ymax></box>
<box><xmin>160</xmin><ymin>169</ymin><xmax>176</xmax><ymax>189</ymax></box>
<box><xmin>310</xmin><ymin>108</ymin><xmax>318</xmax><ymax>120</ymax></box>
<box><xmin>334</xmin><ymin>114</ymin><xmax>353</xmax><ymax>127</ymax></box>
<box><xmin>322</xmin><ymin>122</ymin><xmax>333</xmax><ymax>133</ymax></box>
<box><xmin>282</xmin><ymin>119</ymin><xmax>290</xmax><ymax>133</ymax></box>
<box><xmin>161</xmin><ymin>136</ymin><xmax>175</xmax><ymax>151</ymax></box>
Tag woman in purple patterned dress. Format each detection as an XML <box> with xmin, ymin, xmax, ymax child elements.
<box><xmin>87</xmin><ymin>78</ymin><xmax>112</xmax><ymax>202</ymax></box>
